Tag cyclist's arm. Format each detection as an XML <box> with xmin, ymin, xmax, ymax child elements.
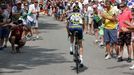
<box><xmin>66</xmin><ymin>22</ymin><xmax>71</xmax><ymax>37</ymax></box>
<box><xmin>66</xmin><ymin>14</ymin><xmax>70</xmax><ymax>37</ymax></box>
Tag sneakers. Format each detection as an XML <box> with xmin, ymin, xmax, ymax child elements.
<box><xmin>105</xmin><ymin>53</ymin><xmax>108</xmax><ymax>57</ymax></box>
<box><xmin>111</xmin><ymin>53</ymin><xmax>117</xmax><ymax>58</ymax></box>
<box><xmin>36</xmin><ymin>36</ymin><xmax>39</xmax><ymax>39</ymax></box>
<box><xmin>70</xmin><ymin>45</ymin><xmax>73</xmax><ymax>55</ymax></box>
<box><xmin>129</xmin><ymin>65</ymin><xmax>134</xmax><ymax>70</ymax></box>
<box><xmin>99</xmin><ymin>42</ymin><xmax>104</xmax><ymax>46</ymax></box>
<box><xmin>117</xmin><ymin>57</ymin><xmax>123</xmax><ymax>62</ymax></box>
<box><xmin>0</xmin><ymin>47</ymin><xmax>3</xmax><ymax>51</ymax></box>
<box><xmin>79</xmin><ymin>58</ymin><xmax>84</xmax><ymax>68</ymax></box>
<box><xmin>127</xmin><ymin>57</ymin><xmax>132</xmax><ymax>63</ymax></box>
<box><xmin>79</xmin><ymin>63</ymin><xmax>84</xmax><ymax>68</ymax></box>
<box><xmin>3</xmin><ymin>45</ymin><xmax>7</xmax><ymax>48</ymax></box>
<box><xmin>95</xmin><ymin>40</ymin><xmax>99</xmax><ymax>43</ymax></box>
<box><xmin>105</xmin><ymin>54</ymin><xmax>111</xmax><ymax>60</ymax></box>
<box><xmin>117</xmin><ymin>57</ymin><xmax>132</xmax><ymax>63</ymax></box>
<box><xmin>70</xmin><ymin>51</ymin><xmax>73</xmax><ymax>55</ymax></box>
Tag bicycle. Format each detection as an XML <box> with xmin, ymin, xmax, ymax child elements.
<box><xmin>73</xmin><ymin>31</ymin><xmax>81</xmax><ymax>74</ymax></box>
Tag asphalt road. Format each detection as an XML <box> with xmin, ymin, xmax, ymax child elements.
<box><xmin>0</xmin><ymin>15</ymin><xmax>133</xmax><ymax>75</ymax></box>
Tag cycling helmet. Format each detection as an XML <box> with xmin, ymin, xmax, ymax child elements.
<box><xmin>73</xmin><ymin>5</ymin><xmax>80</xmax><ymax>12</ymax></box>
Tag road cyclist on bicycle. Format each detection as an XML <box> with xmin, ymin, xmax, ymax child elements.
<box><xmin>66</xmin><ymin>4</ymin><xmax>84</xmax><ymax>67</ymax></box>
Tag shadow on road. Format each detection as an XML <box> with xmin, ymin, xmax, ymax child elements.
<box><xmin>107</xmin><ymin>64</ymin><xmax>130</xmax><ymax>69</ymax></box>
<box><xmin>71</xmin><ymin>65</ymin><xmax>88</xmax><ymax>73</ymax></box>
<box><xmin>0</xmin><ymin>46</ymin><xmax>71</xmax><ymax>74</ymax></box>
<box><xmin>123</xmin><ymin>72</ymin><xmax>134</xmax><ymax>75</ymax></box>
<box><xmin>39</xmin><ymin>22</ymin><xmax>64</xmax><ymax>30</ymax></box>
<box><xmin>38</xmin><ymin>18</ymin><xmax>65</xmax><ymax>30</ymax></box>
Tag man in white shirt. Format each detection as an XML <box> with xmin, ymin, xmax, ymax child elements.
<box><xmin>86</xmin><ymin>3</ymin><xmax>94</xmax><ymax>34</ymax></box>
<box><xmin>28</xmin><ymin>0</ymin><xmax>40</xmax><ymax>39</ymax></box>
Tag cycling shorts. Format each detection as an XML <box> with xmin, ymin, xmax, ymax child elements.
<box><xmin>68</xmin><ymin>26</ymin><xmax>83</xmax><ymax>40</ymax></box>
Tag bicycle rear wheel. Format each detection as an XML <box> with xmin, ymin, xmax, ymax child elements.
<box><xmin>74</xmin><ymin>31</ymin><xmax>80</xmax><ymax>74</ymax></box>
<box><xmin>76</xmin><ymin>60</ymin><xmax>79</xmax><ymax>74</ymax></box>
<box><xmin>74</xmin><ymin>45</ymin><xmax>80</xmax><ymax>74</ymax></box>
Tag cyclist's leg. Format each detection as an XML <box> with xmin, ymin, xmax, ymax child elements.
<box><xmin>77</xmin><ymin>28</ymin><xmax>84</xmax><ymax>66</ymax></box>
<box><xmin>69</xmin><ymin>28</ymin><xmax>74</xmax><ymax>54</ymax></box>
<box><xmin>79</xmin><ymin>39</ymin><xmax>83</xmax><ymax>63</ymax></box>
<box><xmin>70</xmin><ymin>35</ymin><xmax>74</xmax><ymax>52</ymax></box>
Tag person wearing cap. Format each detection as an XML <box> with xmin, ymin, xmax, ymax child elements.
<box><xmin>117</xmin><ymin>2</ymin><xmax>132</xmax><ymax>63</ymax></box>
<box><xmin>12</xmin><ymin>0</ymin><xmax>24</xmax><ymax>22</ymax></box>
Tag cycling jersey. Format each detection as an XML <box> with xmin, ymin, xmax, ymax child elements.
<box><xmin>67</xmin><ymin>12</ymin><xmax>83</xmax><ymax>39</ymax></box>
<box><xmin>68</xmin><ymin>12</ymin><xmax>83</xmax><ymax>28</ymax></box>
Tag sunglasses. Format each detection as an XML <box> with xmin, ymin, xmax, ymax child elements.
<box><xmin>34</xmin><ymin>2</ymin><xmax>38</xmax><ymax>3</ymax></box>
<box><xmin>120</xmin><ymin>5</ymin><xmax>125</xmax><ymax>8</ymax></box>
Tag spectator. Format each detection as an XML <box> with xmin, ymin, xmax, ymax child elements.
<box><xmin>27</xmin><ymin>0</ymin><xmax>40</xmax><ymax>39</ymax></box>
<box><xmin>12</xmin><ymin>0</ymin><xmax>24</xmax><ymax>22</ymax></box>
<box><xmin>93</xmin><ymin>7</ymin><xmax>102</xmax><ymax>43</ymax></box>
<box><xmin>117</xmin><ymin>2</ymin><xmax>132</xmax><ymax>62</ymax></box>
<box><xmin>86</xmin><ymin>2</ymin><xmax>94</xmax><ymax>34</ymax></box>
<box><xmin>101</xmin><ymin>1</ymin><xmax>118</xmax><ymax>60</ymax></box>
<box><xmin>0</xmin><ymin>5</ymin><xmax>11</xmax><ymax>50</ymax></box>
<box><xmin>128</xmin><ymin>8</ymin><xmax>134</xmax><ymax>69</ymax></box>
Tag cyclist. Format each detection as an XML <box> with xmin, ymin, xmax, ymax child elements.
<box><xmin>66</xmin><ymin>5</ymin><xmax>84</xmax><ymax>67</ymax></box>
